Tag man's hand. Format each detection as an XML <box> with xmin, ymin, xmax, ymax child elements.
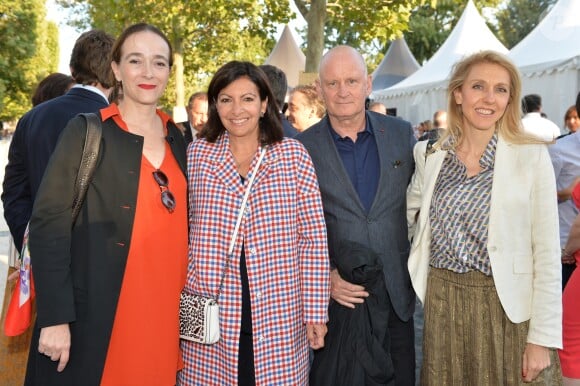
<box><xmin>330</xmin><ymin>269</ymin><xmax>368</xmax><ymax>308</ymax></box>
<box><xmin>38</xmin><ymin>324</ymin><xmax>71</xmax><ymax>372</ymax></box>
<box><xmin>306</xmin><ymin>323</ymin><xmax>327</xmax><ymax>350</ymax></box>
<box><xmin>522</xmin><ymin>343</ymin><xmax>550</xmax><ymax>383</ymax></box>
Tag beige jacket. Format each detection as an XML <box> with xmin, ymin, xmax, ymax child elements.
<box><xmin>407</xmin><ymin>136</ymin><xmax>562</xmax><ymax>349</ymax></box>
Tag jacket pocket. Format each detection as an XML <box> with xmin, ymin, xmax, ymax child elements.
<box><xmin>513</xmin><ymin>254</ymin><xmax>533</xmax><ymax>274</ymax></box>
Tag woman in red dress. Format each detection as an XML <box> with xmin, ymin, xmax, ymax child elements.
<box><xmin>560</xmin><ymin>182</ymin><xmax>580</xmax><ymax>386</ymax></box>
<box><xmin>25</xmin><ymin>23</ymin><xmax>187</xmax><ymax>386</ymax></box>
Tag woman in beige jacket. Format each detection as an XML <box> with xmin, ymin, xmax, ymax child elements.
<box><xmin>407</xmin><ymin>51</ymin><xmax>562</xmax><ymax>385</ymax></box>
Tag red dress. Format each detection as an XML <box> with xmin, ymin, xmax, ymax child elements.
<box><xmin>100</xmin><ymin>106</ymin><xmax>188</xmax><ymax>386</ymax></box>
<box><xmin>559</xmin><ymin>183</ymin><xmax>580</xmax><ymax>378</ymax></box>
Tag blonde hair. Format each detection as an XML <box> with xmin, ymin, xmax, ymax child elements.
<box><xmin>290</xmin><ymin>84</ymin><xmax>326</xmax><ymax>118</ymax></box>
<box><xmin>439</xmin><ymin>50</ymin><xmax>545</xmax><ymax>149</ymax></box>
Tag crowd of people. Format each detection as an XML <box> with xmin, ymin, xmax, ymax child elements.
<box><xmin>0</xmin><ymin>21</ymin><xmax>579</xmax><ymax>386</ymax></box>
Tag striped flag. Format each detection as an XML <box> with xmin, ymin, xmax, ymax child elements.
<box><xmin>4</xmin><ymin>225</ymin><xmax>35</xmax><ymax>336</ymax></box>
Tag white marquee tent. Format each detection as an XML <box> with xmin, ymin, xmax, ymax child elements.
<box><xmin>509</xmin><ymin>0</ymin><xmax>580</xmax><ymax>126</ymax></box>
<box><xmin>371</xmin><ymin>37</ymin><xmax>421</xmax><ymax>91</ymax></box>
<box><xmin>264</xmin><ymin>25</ymin><xmax>305</xmax><ymax>88</ymax></box>
<box><xmin>371</xmin><ymin>0</ymin><xmax>508</xmax><ymax>124</ymax></box>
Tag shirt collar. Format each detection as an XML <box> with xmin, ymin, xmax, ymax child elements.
<box><xmin>448</xmin><ymin>132</ymin><xmax>497</xmax><ymax>170</ymax></box>
<box><xmin>100</xmin><ymin>103</ymin><xmax>174</xmax><ymax>129</ymax></box>
<box><xmin>479</xmin><ymin>133</ymin><xmax>497</xmax><ymax>169</ymax></box>
<box><xmin>327</xmin><ymin>115</ymin><xmax>373</xmax><ymax>141</ymax></box>
<box><xmin>71</xmin><ymin>84</ymin><xmax>109</xmax><ymax>104</ymax></box>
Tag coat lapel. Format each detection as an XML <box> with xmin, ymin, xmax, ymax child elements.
<box><xmin>207</xmin><ymin>134</ymin><xmax>275</xmax><ymax>198</ymax></box>
<box><xmin>489</xmin><ymin>136</ymin><xmax>517</xmax><ymax>230</ymax></box>
<box><xmin>315</xmin><ymin>118</ymin><xmax>366</xmax><ymax>212</ymax></box>
<box><xmin>369</xmin><ymin>113</ymin><xmax>393</xmax><ymax>213</ymax></box>
<box><xmin>417</xmin><ymin>149</ymin><xmax>446</xmax><ymax>234</ymax></box>
<box><xmin>248</xmin><ymin>145</ymin><xmax>275</xmax><ymax>190</ymax></box>
<box><xmin>207</xmin><ymin>134</ymin><xmax>246</xmax><ymax>197</ymax></box>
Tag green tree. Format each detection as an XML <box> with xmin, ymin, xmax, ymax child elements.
<box><xmin>405</xmin><ymin>0</ymin><xmax>502</xmax><ymax>65</ymax></box>
<box><xmin>0</xmin><ymin>0</ymin><xmax>59</xmax><ymax>121</ymax></box>
<box><xmin>495</xmin><ymin>0</ymin><xmax>556</xmax><ymax>49</ymax></box>
<box><xmin>57</xmin><ymin>0</ymin><xmax>291</xmax><ymax>113</ymax></box>
<box><xmin>293</xmin><ymin>0</ymin><xmax>432</xmax><ymax>73</ymax></box>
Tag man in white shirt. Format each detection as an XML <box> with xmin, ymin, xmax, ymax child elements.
<box><xmin>521</xmin><ymin>94</ymin><xmax>561</xmax><ymax>141</ymax></box>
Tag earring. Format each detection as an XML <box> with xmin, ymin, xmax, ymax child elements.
<box><xmin>260</xmin><ymin>111</ymin><xmax>265</xmax><ymax>118</ymax></box>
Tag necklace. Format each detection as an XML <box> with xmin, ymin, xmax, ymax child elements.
<box><xmin>234</xmin><ymin>152</ymin><xmax>254</xmax><ymax>167</ymax></box>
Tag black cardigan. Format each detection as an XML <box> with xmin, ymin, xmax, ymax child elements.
<box><xmin>24</xmin><ymin>113</ymin><xmax>187</xmax><ymax>386</ymax></box>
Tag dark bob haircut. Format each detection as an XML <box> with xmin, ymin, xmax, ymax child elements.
<box><xmin>31</xmin><ymin>73</ymin><xmax>74</xmax><ymax>106</ymax></box>
<box><xmin>200</xmin><ymin>61</ymin><xmax>283</xmax><ymax>145</ymax></box>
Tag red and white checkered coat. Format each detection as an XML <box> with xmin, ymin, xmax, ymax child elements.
<box><xmin>179</xmin><ymin>134</ymin><xmax>330</xmax><ymax>385</ymax></box>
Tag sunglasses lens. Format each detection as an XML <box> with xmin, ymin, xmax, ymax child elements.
<box><xmin>161</xmin><ymin>191</ymin><xmax>176</xmax><ymax>213</ymax></box>
<box><xmin>153</xmin><ymin>169</ymin><xmax>175</xmax><ymax>213</ymax></box>
<box><xmin>153</xmin><ymin>170</ymin><xmax>169</xmax><ymax>186</ymax></box>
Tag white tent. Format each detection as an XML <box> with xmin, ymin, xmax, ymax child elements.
<box><xmin>371</xmin><ymin>37</ymin><xmax>420</xmax><ymax>91</ymax></box>
<box><xmin>264</xmin><ymin>25</ymin><xmax>306</xmax><ymax>88</ymax></box>
<box><xmin>371</xmin><ymin>0</ymin><xmax>508</xmax><ymax>124</ymax></box>
<box><xmin>509</xmin><ymin>0</ymin><xmax>580</xmax><ymax>126</ymax></box>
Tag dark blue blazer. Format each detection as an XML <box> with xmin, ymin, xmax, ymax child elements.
<box><xmin>282</xmin><ymin>115</ymin><xmax>299</xmax><ymax>137</ymax></box>
<box><xmin>296</xmin><ymin>111</ymin><xmax>416</xmax><ymax>320</ymax></box>
<box><xmin>183</xmin><ymin>121</ymin><xmax>195</xmax><ymax>144</ymax></box>
<box><xmin>2</xmin><ymin>87</ymin><xmax>109</xmax><ymax>250</ymax></box>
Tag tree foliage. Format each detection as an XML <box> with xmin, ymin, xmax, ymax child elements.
<box><xmin>57</xmin><ymin>0</ymin><xmax>292</xmax><ymax>111</ymax></box>
<box><xmin>495</xmin><ymin>0</ymin><xmax>556</xmax><ymax>49</ymax></box>
<box><xmin>0</xmin><ymin>0</ymin><xmax>59</xmax><ymax>121</ymax></box>
<box><xmin>293</xmin><ymin>0</ymin><xmax>433</xmax><ymax>72</ymax></box>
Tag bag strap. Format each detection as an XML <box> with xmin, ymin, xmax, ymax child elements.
<box><xmin>215</xmin><ymin>146</ymin><xmax>267</xmax><ymax>301</ymax></box>
<box><xmin>19</xmin><ymin>113</ymin><xmax>102</xmax><ymax>261</ymax></box>
<box><xmin>424</xmin><ymin>137</ymin><xmax>437</xmax><ymax>161</ymax></box>
<box><xmin>72</xmin><ymin>113</ymin><xmax>102</xmax><ymax>223</ymax></box>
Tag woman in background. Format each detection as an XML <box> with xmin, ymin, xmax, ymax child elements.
<box><xmin>286</xmin><ymin>84</ymin><xmax>325</xmax><ymax>132</ymax></box>
<box><xmin>407</xmin><ymin>51</ymin><xmax>562</xmax><ymax>385</ymax></box>
<box><xmin>563</xmin><ymin>105</ymin><xmax>579</xmax><ymax>135</ymax></box>
<box><xmin>179</xmin><ymin>61</ymin><xmax>329</xmax><ymax>385</ymax></box>
<box><xmin>25</xmin><ymin>23</ymin><xmax>187</xmax><ymax>386</ymax></box>
<box><xmin>31</xmin><ymin>73</ymin><xmax>74</xmax><ymax>106</ymax></box>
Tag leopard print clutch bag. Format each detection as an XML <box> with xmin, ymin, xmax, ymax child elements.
<box><xmin>179</xmin><ymin>292</ymin><xmax>220</xmax><ymax>344</ymax></box>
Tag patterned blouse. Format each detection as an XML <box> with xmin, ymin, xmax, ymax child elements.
<box><xmin>429</xmin><ymin>134</ymin><xmax>497</xmax><ymax>275</ymax></box>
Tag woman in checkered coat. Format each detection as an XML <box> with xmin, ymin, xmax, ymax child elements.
<box><xmin>178</xmin><ymin>61</ymin><xmax>330</xmax><ymax>385</ymax></box>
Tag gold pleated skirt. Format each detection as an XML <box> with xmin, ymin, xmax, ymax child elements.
<box><xmin>421</xmin><ymin>267</ymin><xmax>562</xmax><ymax>386</ymax></box>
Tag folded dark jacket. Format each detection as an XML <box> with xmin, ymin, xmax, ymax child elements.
<box><xmin>310</xmin><ymin>241</ymin><xmax>395</xmax><ymax>386</ymax></box>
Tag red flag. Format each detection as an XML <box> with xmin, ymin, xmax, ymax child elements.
<box><xmin>4</xmin><ymin>226</ymin><xmax>35</xmax><ymax>336</ymax></box>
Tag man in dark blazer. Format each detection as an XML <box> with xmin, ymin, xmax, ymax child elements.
<box><xmin>183</xmin><ymin>91</ymin><xmax>208</xmax><ymax>143</ymax></box>
<box><xmin>259</xmin><ymin>64</ymin><xmax>299</xmax><ymax>137</ymax></box>
<box><xmin>296</xmin><ymin>45</ymin><xmax>416</xmax><ymax>385</ymax></box>
<box><xmin>2</xmin><ymin>29</ymin><xmax>115</xmax><ymax>251</ymax></box>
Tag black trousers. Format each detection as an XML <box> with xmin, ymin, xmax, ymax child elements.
<box><xmin>388</xmin><ymin>301</ymin><xmax>416</xmax><ymax>386</ymax></box>
<box><xmin>238</xmin><ymin>331</ymin><xmax>255</xmax><ymax>386</ymax></box>
<box><xmin>238</xmin><ymin>245</ymin><xmax>255</xmax><ymax>385</ymax></box>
